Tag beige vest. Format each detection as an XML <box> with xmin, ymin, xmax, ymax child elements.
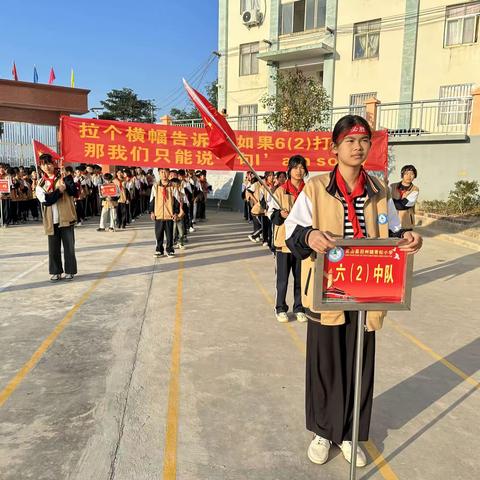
<box><xmin>390</xmin><ymin>182</ymin><xmax>419</xmax><ymax>229</ymax></box>
<box><xmin>301</xmin><ymin>173</ymin><xmax>390</xmax><ymax>332</ymax></box>
<box><xmin>41</xmin><ymin>179</ymin><xmax>77</xmax><ymax>235</ymax></box>
<box><xmin>273</xmin><ymin>188</ymin><xmax>296</xmax><ymax>253</ymax></box>
<box><xmin>113</xmin><ymin>179</ymin><xmax>127</xmax><ymax>203</ymax></box>
<box><xmin>154</xmin><ymin>184</ymin><xmax>174</xmax><ymax>220</ymax></box>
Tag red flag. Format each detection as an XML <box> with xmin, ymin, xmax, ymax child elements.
<box><xmin>32</xmin><ymin>140</ymin><xmax>62</xmax><ymax>169</ymax></box>
<box><xmin>183</xmin><ymin>79</ymin><xmax>238</xmax><ymax>169</ymax></box>
<box><xmin>12</xmin><ymin>62</ymin><xmax>18</xmax><ymax>81</ymax></box>
<box><xmin>48</xmin><ymin>67</ymin><xmax>56</xmax><ymax>85</ymax></box>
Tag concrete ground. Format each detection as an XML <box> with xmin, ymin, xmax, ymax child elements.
<box><xmin>0</xmin><ymin>210</ymin><xmax>478</xmax><ymax>480</ymax></box>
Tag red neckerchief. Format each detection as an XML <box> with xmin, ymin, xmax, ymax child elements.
<box><xmin>281</xmin><ymin>179</ymin><xmax>304</xmax><ymax>200</ymax></box>
<box><xmin>42</xmin><ymin>173</ymin><xmax>57</xmax><ymax>193</ymax></box>
<box><xmin>335</xmin><ymin>167</ymin><xmax>367</xmax><ymax>239</ymax></box>
<box><xmin>160</xmin><ymin>182</ymin><xmax>169</xmax><ymax>200</ymax></box>
<box><xmin>397</xmin><ymin>183</ymin><xmax>413</xmax><ymax>198</ymax></box>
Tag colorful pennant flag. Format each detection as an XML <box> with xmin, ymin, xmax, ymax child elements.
<box><xmin>183</xmin><ymin>79</ymin><xmax>237</xmax><ymax>169</ymax></box>
<box><xmin>70</xmin><ymin>68</ymin><xmax>75</xmax><ymax>88</ymax></box>
<box><xmin>48</xmin><ymin>67</ymin><xmax>56</xmax><ymax>85</ymax></box>
<box><xmin>12</xmin><ymin>62</ymin><xmax>18</xmax><ymax>81</ymax></box>
<box><xmin>33</xmin><ymin>66</ymin><xmax>39</xmax><ymax>83</ymax></box>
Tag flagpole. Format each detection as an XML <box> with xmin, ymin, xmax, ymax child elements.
<box><xmin>183</xmin><ymin>79</ymin><xmax>283</xmax><ymax>210</ymax></box>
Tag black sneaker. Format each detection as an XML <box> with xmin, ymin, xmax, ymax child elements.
<box><xmin>96</xmin><ymin>228</ymin><xmax>105</xmax><ymax>232</ymax></box>
<box><xmin>166</xmin><ymin>252</ymin><xmax>175</xmax><ymax>258</ymax></box>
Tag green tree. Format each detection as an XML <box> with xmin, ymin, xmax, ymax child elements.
<box><xmin>260</xmin><ymin>69</ymin><xmax>331</xmax><ymax>131</ymax></box>
<box><xmin>100</xmin><ymin>88</ymin><xmax>156</xmax><ymax>123</ymax></box>
<box><xmin>169</xmin><ymin>79</ymin><xmax>218</xmax><ymax>119</ymax></box>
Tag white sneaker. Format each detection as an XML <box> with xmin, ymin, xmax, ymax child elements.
<box><xmin>77</xmin><ymin>221</ymin><xmax>83</xmax><ymax>226</ymax></box>
<box><xmin>307</xmin><ymin>435</ymin><xmax>331</xmax><ymax>465</ymax></box>
<box><xmin>166</xmin><ymin>252</ymin><xmax>175</xmax><ymax>258</ymax></box>
<box><xmin>189</xmin><ymin>227</ymin><xmax>195</xmax><ymax>233</ymax></box>
<box><xmin>295</xmin><ymin>312</ymin><xmax>308</xmax><ymax>323</ymax></box>
<box><xmin>262</xmin><ymin>242</ymin><xmax>268</xmax><ymax>247</ymax></box>
<box><xmin>338</xmin><ymin>441</ymin><xmax>367</xmax><ymax>467</ymax></box>
<box><xmin>248</xmin><ymin>234</ymin><xmax>256</xmax><ymax>243</ymax></box>
<box><xmin>276</xmin><ymin>312</ymin><xmax>289</xmax><ymax>323</ymax></box>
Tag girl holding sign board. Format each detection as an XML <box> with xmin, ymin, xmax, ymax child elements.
<box><xmin>285</xmin><ymin>115</ymin><xmax>422</xmax><ymax>468</ymax></box>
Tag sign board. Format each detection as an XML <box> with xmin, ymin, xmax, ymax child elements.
<box><xmin>100</xmin><ymin>183</ymin><xmax>118</xmax><ymax>197</ymax></box>
<box><xmin>0</xmin><ymin>179</ymin><xmax>10</xmax><ymax>194</ymax></box>
<box><xmin>312</xmin><ymin>239</ymin><xmax>414</xmax><ymax>311</ymax></box>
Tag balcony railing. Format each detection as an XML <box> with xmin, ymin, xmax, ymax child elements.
<box><xmin>170</xmin><ymin>106</ymin><xmax>363</xmax><ymax>132</ymax></box>
<box><xmin>171</xmin><ymin>99</ymin><xmax>471</xmax><ymax>138</ymax></box>
<box><xmin>376</xmin><ymin>98</ymin><xmax>472</xmax><ymax>137</ymax></box>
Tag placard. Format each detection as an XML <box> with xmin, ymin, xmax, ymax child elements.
<box><xmin>312</xmin><ymin>239</ymin><xmax>414</xmax><ymax>311</ymax></box>
<box><xmin>0</xmin><ymin>179</ymin><xmax>10</xmax><ymax>194</ymax></box>
<box><xmin>100</xmin><ymin>183</ymin><xmax>118</xmax><ymax>197</ymax></box>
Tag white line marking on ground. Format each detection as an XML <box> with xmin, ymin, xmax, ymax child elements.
<box><xmin>0</xmin><ymin>259</ymin><xmax>48</xmax><ymax>293</ymax></box>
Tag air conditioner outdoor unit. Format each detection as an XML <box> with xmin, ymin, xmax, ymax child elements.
<box><xmin>242</xmin><ymin>9</ymin><xmax>262</xmax><ymax>27</ymax></box>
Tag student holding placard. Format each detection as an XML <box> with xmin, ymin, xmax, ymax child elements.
<box><xmin>285</xmin><ymin>115</ymin><xmax>423</xmax><ymax>468</ymax></box>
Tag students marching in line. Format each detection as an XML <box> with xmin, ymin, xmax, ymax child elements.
<box><xmin>35</xmin><ymin>154</ymin><xmax>78</xmax><ymax>282</ymax></box>
<box><xmin>285</xmin><ymin>115</ymin><xmax>423</xmax><ymax>468</ymax></box>
<box><xmin>390</xmin><ymin>164</ymin><xmax>419</xmax><ymax>230</ymax></box>
<box><xmin>246</xmin><ymin>175</ymin><xmax>264</xmax><ymax>243</ymax></box>
<box><xmin>150</xmin><ymin>167</ymin><xmax>183</xmax><ymax>258</ymax></box>
<box><xmin>260</xmin><ymin>171</ymin><xmax>275</xmax><ymax>250</ymax></box>
<box><xmin>177</xmin><ymin>169</ymin><xmax>194</xmax><ymax>238</ymax></box>
<box><xmin>268</xmin><ymin>156</ymin><xmax>308</xmax><ymax>323</ymax></box>
<box><xmin>170</xmin><ymin>178</ymin><xmax>187</xmax><ymax>249</ymax></box>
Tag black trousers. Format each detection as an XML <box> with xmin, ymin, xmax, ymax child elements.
<box><xmin>251</xmin><ymin>216</ymin><xmax>262</xmax><ymax>238</ymax></box>
<box><xmin>29</xmin><ymin>199</ymin><xmax>39</xmax><ymax>219</ymax></box>
<box><xmin>262</xmin><ymin>216</ymin><xmax>273</xmax><ymax>249</ymax></box>
<box><xmin>1</xmin><ymin>198</ymin><xmax>12</xmax><ymax>225</ymax></box>
<box><xmin>243</xmin><ymin>201</ymin><xmax>252</xmax><ymax>221</ymax></box>
<box><xmin>116</xmin><ymin>203</ymin><xmax>127</xmax><ymax>228</ymax></box>
<box><xmin>183</xmin><ymin>204</ymin><xmax>191</xmax><ymax>232</ymax></box>
<box><xmin>75</xmin><ymin>200</ymin><xmax>85</xmax><ymax>222</ymax></box>
<box><xmin>306</xmin><ymin>314</ymin><xmax>375</xmax><ymax>444</ymax></box>
<box><xmin>275</xmin><ymin>251</ymin><xmax>304</xmax><ymax>314</ymax></box>
<box><xmin>155</xmin><ymin>219</ymin><xmax>174</xmax><ymax>254</ymax></box>
<box><xmin>197</xmin><ymin>200</ymin><xmax>206</xmax><ymax>220</ymax></box>
<box><xmin>48</xmin><ymin>224</ymin><xmax>77</xmax><ymax>275</ymax></box>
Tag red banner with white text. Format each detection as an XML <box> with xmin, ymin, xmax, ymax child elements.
<box><xmin>60</xmin><ymin>116</ymin><xmax>388</xmax><ymax>172</ymax></box>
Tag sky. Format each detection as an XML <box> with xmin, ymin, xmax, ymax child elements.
<box><xmin>1</xmin><ymin>0</ymin><xmax>219</xmax><ymax>117</ymax></box>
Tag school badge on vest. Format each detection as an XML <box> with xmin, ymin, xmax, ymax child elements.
<box><xmin>377</xmin><ymin>213</ymin><xmax>388</xmax><ymax>224</ymax></box>
<box><xmin>328</xmin><ymin>247</ymin><xmax>344</xmax><ymax>263</ymax></box>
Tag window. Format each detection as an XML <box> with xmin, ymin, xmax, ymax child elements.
<box><xmin>353</xmin><ymin>19</ymin><xmax>381</xmax><ymax>60</ymax></box>
<box><xmin>444</xmin><ymin>1</ymin><xmax>480</xmax><ymax>46</ymax></box>
<box><xmin>280</xmin><ymin>0</ymin><xmax>326</xmax><ymax>35</ymax></box>
<box><xmin>439</xmin><ymin>83</ymin><xmax>473</xmax><ymax>125</ymax></box>
<box><xmin>349</xmin><ymin>92</ymin><xmax>377</xmax><ymax>115</ymax></box>
<box><xmin>238</xmin><ymin>104</ymin><xmax>258</xmax><ymax>130</ymax></box>
<box><xmin>239</xmin><ymin>42</ymin><xmax>259</xmax><ymax>76</ymax></box>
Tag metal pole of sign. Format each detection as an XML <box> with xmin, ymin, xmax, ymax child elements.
<box><xmin>349</xmin><ymin>310</ymin><xmax>366</xmax><ymax>480</ymax></box>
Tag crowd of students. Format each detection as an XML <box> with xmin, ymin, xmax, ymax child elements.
<box><xmin>2</xmin><ymin>114</ymin><xmax>424</xmax><ymax>472</ymax></box>
<box><xmin>0</xmin><ymin>163</ymin><xmax>212</xmax><ymax>233</ymax></box>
